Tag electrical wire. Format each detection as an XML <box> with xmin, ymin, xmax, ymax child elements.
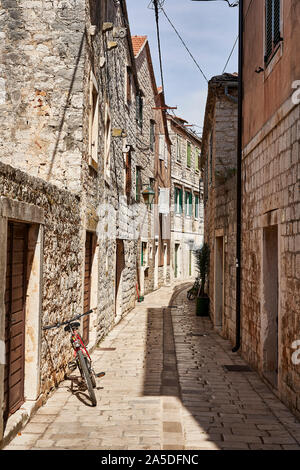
<box><xmin>222</xmin><ymin>0</ymin><xmax>255</xmax><ymax>73</ymax></box>
<box><xmin>159</xmin><ymin>5</ymin><xmax>209</xmax><ymax>83</ymax></box>
<box><xmin>153</xmin><ymin>0</ymin><xmax>165</xmax><ymax>93</ymax></box>
<box><xmin>222</xmin><ymin>34</ymin><xmax>238</xmax><ymax>73</ymax></box>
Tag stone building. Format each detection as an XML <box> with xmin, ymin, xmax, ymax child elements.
<box><xmin>167</xmin><ymin>114</ymin><xmax>203</xmax><ymax>282</ymax></box>
<box><xmin>240</xmin><ymin>0</ymin><xmax>300</xmax><ymax>417</ymax></box>
<box><xmin>132</xmin><ymin>35</ymin><xmax>171</xmax><ymax>297</ymax></box>
<box><xmin>0</xmin><ymin>0</ymin><xmax>152</xmax><ymax>444</ymax></box>
<box><xmin>202</xmin><ymin>2</ymin><xmax>300</xmax><ymax>420</ymax></box>
<box><xmin>201</xmin><ymin>73</ymin><xmax>238</xmax><ymax>341</ymax></box>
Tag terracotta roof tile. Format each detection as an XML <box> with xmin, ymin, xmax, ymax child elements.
<box><xmin>131</xmin><ymin>36</ymin><xmax>147</xmax><ymax>56</ymax></box>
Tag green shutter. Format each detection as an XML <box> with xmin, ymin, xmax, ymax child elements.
<box><xmin>179</xmin><ymin>188</ymin><xmax>183</xmax><ymax>214</ymax></box>
<box><xmin>195</xmin><ymin>149</ymin><xmax>199</xmax><ymax>171</ymax></box>
<box><xmin>189</xmin><ymin>193</ymin><xmax>193</xmax><ymax>216</ymax></box>
<box><xmin>187</xmin><ymin>143</ymin><xmax>191</xmax><ymax>167</ymax></box>
<box><xmin>195</xmin><ymin>195</ymin><xmax>199</xmax><ymax>218</ymax></box>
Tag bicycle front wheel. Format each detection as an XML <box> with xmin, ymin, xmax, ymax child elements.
<box><xmin>77</xmin><ymin>350</ymin><xmax>97</xmax><ymax>406</ymax></box>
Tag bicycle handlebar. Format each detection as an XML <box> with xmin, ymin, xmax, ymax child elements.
<box><xmin>42</xmin><ymin>309</ymin><xmax>93</xmax><ymax>331</ymax></box>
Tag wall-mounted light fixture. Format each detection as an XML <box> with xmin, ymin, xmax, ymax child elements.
<box><xmin>141</xmin><ymin>185</ymin><xmax>155</xmax><ymax>207</ymax></box>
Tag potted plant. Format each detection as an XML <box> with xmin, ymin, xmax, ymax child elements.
<box><xmin>194</xmin><ymin>243</ymin><xmax>210</xmax><ymax>316</ymax></box>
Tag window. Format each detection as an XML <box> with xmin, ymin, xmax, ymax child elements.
<box><xmin>104</xmin><ymin>102</ymin><xmax>111</xmax><ymax>181</ymax></box>
<box><xmin>195</xmin><ymin>148</ymin><xmax>200</xmax><ymax>172</ymax></box>
<box><xmin>136</xmin><ymin>166</ymin><xmax>142</xmax><ymax>202</ymax></box>
<box><xmin>187</xmin><ymin>142</ymin><xmax>192</xmax><ymax>168</ymax></box>
<box><xmin>195</xmin><ymin>194</ymin><xmax>199</xmax><ymax>219</ymax></box>
<box><xmin>126</xmin><ymin>66</ymin><xmax>132</xmax><ymax>105</ymax></box>
<box><xmin>141</xmin><ymin>242</ymin><xmax>148</xmax><ymax>267</ymax></box>
<box><xmin>159</xmin><ymin>134</ymin><xmax>165</xmax><ymax>160</ymax></box>
<box><xmin>176</xmin><ymin>135</ymin><xmax>181</xmax><ymax>162</ymax></box>
<box><xmin>136</xmin><ymin>93</ymin><xmax>143</xmax><ymax>128</ymax></box>
<box><xmin>125</xmin><ymin>150</ymin><xmax>132</xmax><ymax>204</ymax></box>
<box><xmin>265</xmin><ymin>0</ymin><xmax>282</xmax><ymax>64</ymax></box>
<box><xmin>185</xmin><ymin>191</ymin><xmax>192</xmax><ymax>217</ymax></box>
<box><xmin>174</xmin><ymin>186</ymin><xmax>183</xmax><ymax>214</ymax></box>
<box><xmin>88</xmin><ymin>72</ymin><xmax>99</xmax><ymax>169</ymax></box>
<box><xmin>150</xmin><ymin>120</ymin><xmax>155</xmax><ymax>151</ymax></box>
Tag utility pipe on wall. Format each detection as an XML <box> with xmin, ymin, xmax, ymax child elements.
<box><xmin>232</xmin><ymin>0</ymin><xmax>243</xmax><ymax>353</ymax></box>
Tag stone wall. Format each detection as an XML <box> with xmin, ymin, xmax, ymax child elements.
<box><xmin>241</xmin><ymin>98</ymin><xmax>300</xmax><ymax>417</ymax></box>
<box><xmin>168</xmin><ymin>115</ymin><xmax>203</xmax><ymax>282</ymax></box>
<box><xmin>0</xmin><ymin>162</ymin><xmax>83</xmax><ymax>421</ymax></box>
<box><xmin>0</xmin><ymin>0</ymin><xmax>86</xmax><ymax>191</ymax></box>
<box><xmin>202</xmin><ymin>75</ymin><xmax>238</xmax><ymax>341</ymax></box>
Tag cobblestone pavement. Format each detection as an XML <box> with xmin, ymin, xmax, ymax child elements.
<box><xmin>3</xmin><ymin>283</ymin><xmax>300</xmax><ymax>450</ymax></box>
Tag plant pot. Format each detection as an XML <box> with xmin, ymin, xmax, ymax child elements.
<box><xmin>196</xmin><ymin>296</ymin><xmax>210</xmax><ymax>317</ymax></box>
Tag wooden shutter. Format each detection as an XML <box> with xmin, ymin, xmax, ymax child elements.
<box><xmin>187</xmin><ymin>142</ymin><xmax>191</xmax><ymax>167</ymax></box>
<box><xmin>126</xmin><ymin>67</ymin><xmax>132</xmax><ymax>104</ymax></box>
<box><xmin>150</xmin><ymin>120</ymin><xmax>155</xmax><ymax>151</ymax></box>
<box><xmin>195</xmin><ymin>149</ymin><xmax>199</xmax><ymax>171</ymax></box>
<box><xmin>4</xmin><ymin>222</ymin><xmax>28</xmax><ymax>419</ymax></box>
<box><xmin>273</xmin><ymin>0</ymin><xmax>281</xmax><ymax>45</ymax></box>
<box><xmin>195</xmin><ymin>195</ymin><xmax>199</xmax><ymax>218</ymax></box>
<box><xmin>125</xmin><ymin>151</ymin><xmax>132</xmax><ymax>203</ymax></box>
<box><xmin>265</xmin><ymin>0</ymin><xmax>281</xmax><ymax>63</ymax></box>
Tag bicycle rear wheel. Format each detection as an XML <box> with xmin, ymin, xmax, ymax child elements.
<box><xmin>77</xmin><ymin>350</ymin><xmax>97</xmax><ymax>406</ymax></box>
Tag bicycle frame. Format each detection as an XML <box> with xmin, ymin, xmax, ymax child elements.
<box><xmin>70</xmin><ymin>326</ymin><xmax>92</xmax><ymax>362</ymax></box>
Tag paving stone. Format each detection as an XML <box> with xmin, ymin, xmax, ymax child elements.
<box><xmin>3</xmin><ymin>283</ymin><xmax>300</xmax><ymax>450</ymax></box>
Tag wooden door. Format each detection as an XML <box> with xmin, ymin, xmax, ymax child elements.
<box><xmin>83</xmin><ymin>232</ymin><xmax>93</xmax><ymax>345</ymax></box>
<box><xmin>4</xmin><ymin>222</ymin><xmax>28</xmax><ymax>419</ymax></box>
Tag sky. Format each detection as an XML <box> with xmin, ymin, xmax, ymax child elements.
<box><xmin>126</xmin><ymin>0</ymin><xmax>239</xmax><ymax>135</ymax></box>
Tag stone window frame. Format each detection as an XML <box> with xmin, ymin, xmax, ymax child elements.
<box><xmin>176</xmin><ymin>134</ymin><xmax>181</xmax><ymax>163</ymax></box>
<box><xmin>184</xmin><ymin>189</ymin><xmax>193</xmax><ymax>218</ymax></box>
<box><xmin>81</xmin><ymin>227</ymin><xmax>99</xmax><ymax>349</ymax></box>
<box><xmin>195</xmin><ymin>147</ymin><xmax>200</xmax><ymax>173</ymax></box>
<box><xmin>264</xmin><ymin>0</ymin><xmax>283</xmax><ymax>66</ymax></box>
<box><xmin>88</xmin><ymin>71</ymin><xmax>100</xmax><ymax>171</ymax></box>
<box><xmin>141</xmin><ymin>239</ymin><xmax>149</xmax><ymax>268</ymax></box>
<box><xmin>104</xmin><ymin>101</ymin><xmax>111</xmax><ymax>183</ymax></box>
<box><xmin>150</xmin><ymin>119</ymin><xmax>156</xmax><ymax>152</ymax></box>
<box><xmin>194</xmin><ymin>193</ymin><xmax>200</xmax><ymax>219</ymax></box>
<box><xmin>125</xmin><ymin>65</ymin><xmax>132</xmax><ymax>107</ymax></box>
<box><xmin>0</xmin><ymin>197</ymin><xmax>44</xmax><ymax>437</ymax></box>
<box><xmin>186</xmin><ymin>141</ymin><xmax>192</xmax><ymax>169</ymax></box>
<box><xmin>259</xmin><ymin>209</ymin><xmax>282</xmax><ymax>388</ymax></box>
<box><xmin>174</xmin><ymin>185</ymin><xmax>183</xmax><ymax>216</ymax></box>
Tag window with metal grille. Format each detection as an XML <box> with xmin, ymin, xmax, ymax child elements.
<box><xmin>265</xmin><ymin>0</ymin><xmax>282</xmax><ymax>64</ymax></box>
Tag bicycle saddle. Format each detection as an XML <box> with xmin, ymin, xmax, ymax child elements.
<box><xmin>64</xmin><ymin>322</ymin><xmax>80</xmax><ymax>332</ymax></box>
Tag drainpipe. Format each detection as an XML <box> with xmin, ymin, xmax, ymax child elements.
<box><xmin>232</xmin><ymin>0</ymin><xmax>243</xmax><ymax>353</ymax></box>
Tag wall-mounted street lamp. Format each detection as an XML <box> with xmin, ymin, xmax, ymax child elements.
<box><xmin>141</xmin><ymin>185</ymin><xmax>155</xmax><ymax>207</ymax></box>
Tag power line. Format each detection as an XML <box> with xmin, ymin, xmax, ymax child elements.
<box><xmin>222</xmin><ymin>0</ymin><xmax>255</xmax><ymax>73</ymax></box>
<box><xmin>222</xmin><ymin>34</ymin><xmax>238</xmax><ymax>73</ymax></box>
<box><xmin>153</xmin><ymin>0</ymin><xmax>165</xmax><ymax>93</ymax></box>
<box><xmin>160</xmin><ymin>5</ymin><xmax>209</xmax><ymax>83</ymax></box>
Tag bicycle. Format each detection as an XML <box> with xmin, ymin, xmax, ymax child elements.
<box><xmin>187</xmin><ymin>278</ymin><xmax>200</xmax><ymax>301</ymax></box>
<box><xmin>42</xmin><ymin>309</ymin><xmax>105</xmax><ymax>407</ymax></box>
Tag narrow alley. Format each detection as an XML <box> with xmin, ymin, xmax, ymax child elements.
<box><xmin>3</xmin><ymin>283</ymin><xmax>300</xmax><ymax>451</ymax></box>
